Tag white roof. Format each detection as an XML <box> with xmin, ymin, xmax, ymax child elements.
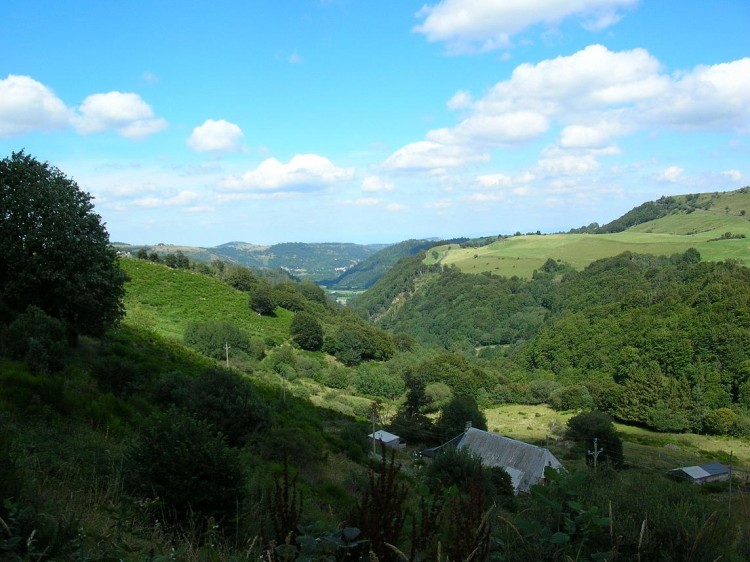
<box><xmin>369</xmin><ymin>430</ymin><xmax>400</xmax><ymax>443</ymax></box>
<box><xmin>678</xmin><ymin>466</ymin><xmax>712</xmax><ymax>479</ymax></box>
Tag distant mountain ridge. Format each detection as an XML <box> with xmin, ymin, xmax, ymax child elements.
<box><xmin>115</xmin><ymin>240</ymin><xmax>390</xmax><ymax>282</ymax></box>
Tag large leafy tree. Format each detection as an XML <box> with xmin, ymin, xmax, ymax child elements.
<box><xmin>0</xmin><ymin>152</ymin><xmax>126</xmax><ymax>337</ymax></box>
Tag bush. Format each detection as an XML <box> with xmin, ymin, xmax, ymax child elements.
<box><xmin>1</xmin><ymin>306</ymin><xmax>68</xmax><ymax>374</ymax></box>
<box><xmin>703</xmin><ymin>407</ymin><xmax>739</xmax><ymax>435</ymax></box>
<box><xmin>249</xmin><ymin>284</ymin><xmax>277</xmax><ymax>316</ymax></box>
<box><xmin>353</xmin><ymin>364</ymin><xmax>405</xmax><ymax>400</ymax></box>
<box><xmin>127</xmin><ymin>408</ymin><xmax>244</xmax><ymax>526</ymax></box>
<box><xmin>184</xmin><ymin>321</ymin><xmax>250</xmax><ymax>360</ymax></box>
<box><xmin>566</xmin><ymin>410</ymin><xmax>624</xmax><ymax>468</ymax></box>
<box><xmin>549</xmin><ymin>384</ymin><xmax>593</xmax><ymax>411</ymax></box>
<box><xmin>290</xmin><ymin>311</ymin><xmax>324</xmax><ymax>351</ymax></box>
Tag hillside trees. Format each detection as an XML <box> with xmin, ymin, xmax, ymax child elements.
<box><xmin>290</xmin><ymin>311</ymin><xmax>324</xmax><ymax>351</ymax></box>
<box><xmin>0</xmin><ymin>151</ymin><xmax>126</xmax><ymax>338</ymax></box>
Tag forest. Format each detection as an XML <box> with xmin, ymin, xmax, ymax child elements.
<box><xmin>2</xmin><ymin>152</ymin><xmax>750</xmax><ymax>561</ymax></box>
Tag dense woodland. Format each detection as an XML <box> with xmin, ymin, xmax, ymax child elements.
<box><xmin>3</xmin><ymin>152</ymin><xmax>750</xmax><ymax>561</ymax></box>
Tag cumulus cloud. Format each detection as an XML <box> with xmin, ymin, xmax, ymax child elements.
<box><xmin>74</xmin><ymin>91</ymin><xmax>167</xmax><ymax>138</ymax></box>
<box><xmin>385</xmin><ymin>45</ymin><xmax>750</xmax><ymax>175</ymax></box>
<box><xmin>722</xmin><ymin>170</ymin><xmax>743</xmax><ymax>182</ymax></box>
<box><xmin>188</xmin><ymin>119</ymin><xmax>245</xmax><ymax>152</ymax></box>
<box><xmin>0</xmin><ymin>75</ymin><xmax>71</xmax><ymax>136</ymax></box>
<box><xmin>361</xmin><ymin>175</ymin><xmax>395</xmax><ymax>192</ymax></box>
<box><xmin>384</xmin><ymin>141</ymin><xmax>489</xmax><ymax>171</ymax></box>
<box><xmin>447</xmin><ymin>90</ymin><xmax>473</xmax><ymax>110</ymax></box>
<box><xmin>414</xmin><ymin>0</ymin><xmax>638</xmax><ymax>53</ymax></box>
<box><xmin>387</xmin><ymin>203</ymin><xmax>408</xmax><ymax>212</ymax></box>
<box><xmin>220</xmin><ymin>154</ymin><xmax>354</xmax><ymax>192</ymax></box>
<box><xmin>655</xmin><ymin>166</ymin><xmax>684</xmax><ymax>183</ymax></box>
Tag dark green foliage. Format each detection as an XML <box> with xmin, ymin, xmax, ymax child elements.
<box><xmin>349</xmin><ymin>449</ymin><xmax>409</xmax><ymax>562</ymax></box>
<box><xmin>0</xmin><ymin>152</ymin><xmax>126</xmax><ymax>338</ymax></box>
<box><xmin>324</xmin><ymin>319</ymin><xmax>395</xmax><ymax>366</ymax></box>
<box><xmin>273</xmin><ymin>282</ymin><xmax>307</xmax><ymax>312</ymax></box>
<box><xmin>224</xmin><ymin>265</ymin><xmax>258</xmax><ymax>291</ymax></box>
<box><xmin>352</xmin><ymin>363</ymin><xmax>405</xmax><ymax>400</ymax></box>
<box><xmin>407</xmin><ymin>352</ymin><xmax>493</xmax><ymax>399</ymax></box>
<box><xmin>249</xmin><ymin>283</ymin><xmax>277</xmax><ymax>315</ymax></box>
<box><xmin>163</xmin><ymin>251</ymin><xmax>190</xmax><ymax>269</ymax></box>
<box><xmin>435</xmin><ymin>395</ymin><xmax>487</xmax><ymax>441</ymax></box>
<box><xmin>566</xmin><ymin>410</ymin><xmax>624</xmax><ymax>469</ymax></box>
<box><xmin>702</xmin><ymin>407</ymin><xmax>739</xmax><ymax>435</ymax></box>
<box><xmin>184</xmin><ymin>321</ymin><xmax>250</xmax><ymax>360</ymax></box>
<box><xmin>127</xmin><ymin>408</ymin><xmax>244</xmax><ymax>525</ymax></box>
<box><xmin>1</xmin><ymin>306</ymin><xmax>68</xmax><ymax>374</ymax></box>
<box><xmin>290</xmin><ymin>311</ymin><xmax>324</xmax><ymax>351</ymax></box>
<box><xmin>548</xmin><ymin>384</ymin><xmax>593</xmax><ymax>411</ymax></box>
<box><xmin>153</xmin><ymin>368</ymin><xmax>270</xmax><ymax>446</ymax></box>
<box><xmin>424</xmin><ymin>445</ymin><xmax>512</xmax><ymax>502</ymax></box>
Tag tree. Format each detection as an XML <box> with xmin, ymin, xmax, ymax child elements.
<box><xmin>566</xmin><ymin>410</ymin><xmax>624</xmax><ymax>469</ymax></box>
<box><xmin>435</xmin><ymin>395</ymin><xmax>488</xmax><ymax>441</ymax></box>
<box><xmin>0</xmin><ymin>152</ymin><xmax>125</xmax><ymax>338</ymax></box>
<box><xmin>249</xmin><ymin>283</ymin><xmax>276</xmax><ymax>315</ymax></box>
<box><xmin>290</xmin><ymin>311</ymin><xmax>324</xmax><ymax>351</ymax></box>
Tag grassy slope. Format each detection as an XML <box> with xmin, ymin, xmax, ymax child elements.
<box><xmin>434</xmin><ymin>189</ymin><xmax>750</xmax><ymax>278</ymax></box>
<box><xmin>120</xmin><ymin>258</ymin><xmax>292</xmax><ymax>343</ymax></box>
<box><xmin>486</xmin><ymin>404</ymin><xmax>750</xmax><ymax>471</ymax></box>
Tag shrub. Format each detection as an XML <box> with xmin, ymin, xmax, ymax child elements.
<box><xmin>1</xmin><ymin>306</ymin><xmax>68</xmax><ymax>374</ymax></box>
<box><xmin>549</xmin><ymin>384</ymin><xmax>593</xmax><ymax>411</ymax></box>
<box><xmin>290</xmin><ymin>311</ymin><xmax>324</xmax><ymax>351</ymax></box>
<box><xmin>127</xmin><ymin>408</ymin><xmax>244</xmax><ymax>526</ymax></box>
<box><xmin>566</xmin><ymin>410</ymin><xmax>624</xmax><ymax>468</ymax></box>
<box><xmin>703</xmin><ymin>407</ymin><xmax>739</xmax><ymax>435</ymax></box>
<box><xmin>184</xmin><ymin>321</ymin><xmax>250</xmax><ymax>361</ymax></box>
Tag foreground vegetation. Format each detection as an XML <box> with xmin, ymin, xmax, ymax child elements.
<box><xmin>3</xmin><ymin>153</ymin><xmax>750</xmax><ymax>560</ymax></box>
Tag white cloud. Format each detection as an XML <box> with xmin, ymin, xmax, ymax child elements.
<box><xmin>655</xmin><ymin>165</ymin><xmax>684</xmax><ymax>183</ymax></box>
<box><xmin>133</xmin><ymin>190</ymin><xmax>199</xmax><ymax>208</ymax></box>
<box><xmin>640</xmin><ymin>58</ymin><xmax>750</xmax><ymax>132</ymax></box>
<box><xmin>386</xmin><ymin>45</ymin><xmax>750</xmax><ymax>179</ymax></box>
<box><xmin>414</xmin><ymin>0</ymin><xmax>638</xmax><ymax>53</ymax></box>
<box><xmin>141</xmin><ymin>71</ymin><xmax>159</xmax><ymax>84</ymax></box>
<box><xmin>387</xmin><ymin>203</ymin><xmax>407</xmax><ymax>212</ymax></box>
<box><xmin>0</xmin><ymin>75</ymin><xmax>71</xmax><ymax>136</ymax></box>
<box><xmin>722</xmin><ymin>170</ymin><xmax>743</xmax><ymax>182</ymax></box>
<box><xmin>75</xmin><ymin>92</ymin><xmax>167</xmax><ymax>138</ymax></box>
<box><xmin>288</xmin><ymin>52</ymin><xmax>304</xmax><ymax>64</ymax></box>
<box><xmin>221</xmin><ymin>154</ymin><xmax>354</xmax><ymax>192</ymax></box>
<box><xmin>384</xmin><ymin>141</ymin><xmax>489</xmax><ymax>171</ymax></box>
<box><xmin>188</xmin><ymin>119</ymin><xmax>245</xmax><ymax>152</ymax></box>
<box><xmin>361</xmin><ymin>175</ymin><xmax>395</xmax><ymax>192</ymax></box>
<box><xmin>447</xmin><ymin>90</ymin><xmax>473</xmax><ymax>110</ymax></box>
<box><xmin>425</xmin><ymin>198</ymin><xmax>454</xmax><ymax>209</ymax></box>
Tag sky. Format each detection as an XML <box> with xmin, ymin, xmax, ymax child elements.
<box><xmin>2</xmin><ymin>1</ymin><xmax>749</xmax><ymax>246</ymax></box>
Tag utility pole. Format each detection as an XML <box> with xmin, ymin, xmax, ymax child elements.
<box><xmin>588</xmin><ymin>437</ymin><xmax>604</xmax><ymax>471</ymax></box>
<box><xmin>729</xmin><ymin>450</ymin><xmax>733</xmax><ymax>519</ymax></box>
<box><xmin>372</xmin><ymin>408</ymin><xmax>377</xmax><ymax>455</ymax></box>
<box><xmin>224</xmin><ymin>342</ymin><xmax>230</xmax><ymax>368</ymax></box>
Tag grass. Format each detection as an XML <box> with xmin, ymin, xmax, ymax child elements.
<box><xmin>432</xmin><ymin>190</ymin><xmax>750</xmax><ymax>278</ymax></box>
<box><xmin>120</xmin><ymin>257</ymin><xmax>292</xmax><ymax>344</ymax></box>
<box><xmin>485</xmin><ymin>404</ymin><xmax>750</xmax><ymax>472</ymax></box>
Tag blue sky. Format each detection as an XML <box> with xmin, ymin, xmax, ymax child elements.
<box><xmin>2</xmin><ymin>1</ymin><xmax>749</xmax><ymax>246</ymax></box>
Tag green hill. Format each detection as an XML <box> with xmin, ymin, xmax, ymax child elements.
<box><xmin>432</xmin><ymin>187</ymin><xmax>750</xmax><ymax>278</ymax></box>
<box><xmin>118</xmin><ymin>240</ymin><xmax>389</xmax><ymax>282</ymax></box>
<box><xmin>120</xmin><ymin>257</ymin><xmax>293</xmax><ymax>343</ymax></box>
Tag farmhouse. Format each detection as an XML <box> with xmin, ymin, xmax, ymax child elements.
<box><xmin>423</xmin><ymin>427</ymin><xmax>563</xmax><ymax>493</ymax></box>
<box><xmin>368</xmin><ymin>429</ymin><xmax>404</xmax><ymax>449</ymax></box>
<box><xmin>668</xmin><ymin>462</ymin><xmax>730</xmax><ymax>484</ymax></box>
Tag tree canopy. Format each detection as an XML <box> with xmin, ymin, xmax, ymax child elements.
<box><xmin>0</xmin><ymin>152</ymin><xmax>126</xmax><ymax>337</ymax></box>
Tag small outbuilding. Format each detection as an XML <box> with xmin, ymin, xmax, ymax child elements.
<box><xmin>668</xmin><ymin>462</ymin><xmax>730</xmax><ymax>484</ymax></box>
<box><xmin>368</xmin><ymin>429</ymin><xmax>404</xmax><ymax>449</ymax></box>
<box><xmin>423</xmin><ymin>427</ymin><xmax>563</xmax><ymax>494</ymax></box>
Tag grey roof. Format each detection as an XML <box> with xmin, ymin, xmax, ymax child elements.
<box><xmin>671</xmin><ymin>462</ymin><xmax>729</xmax><ymax>480</ymax></box>
<box><xmin>456</xmin><ymin>428</ymin><xmax>562</xmax><ymax>493</ymax></box>
<box><xmin>369</xmin><ymin>430</ymin><xmax>400</xmax><ymax>443</ymax></box>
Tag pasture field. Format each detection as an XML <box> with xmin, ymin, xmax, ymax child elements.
<box><xmin>120</xmin><ymin>257</ymin><xmax>292</xmax><ymax>343</ymax></box>
<box><xmin>434</xmin><ymin>216</ymin><xmax>750</xmax><ymax>278</ymax></box>
<box><xmin>485</xmin><ymin>404</ymin><xmax>750</xmax><ymax>474</ymax></box>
